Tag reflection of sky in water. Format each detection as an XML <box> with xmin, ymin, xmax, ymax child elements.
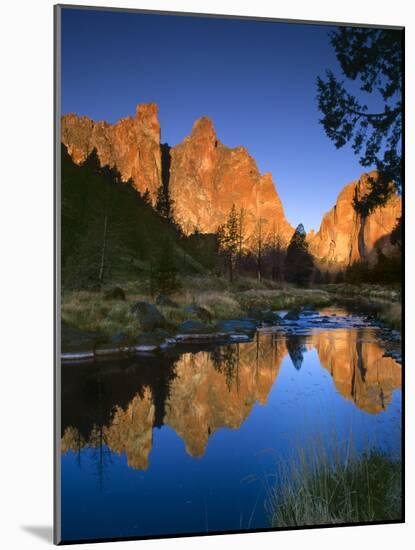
<box><xmin>61</xmin><ymin>328</ymin><xmax>401</xmax><ymax>541</ymax></box>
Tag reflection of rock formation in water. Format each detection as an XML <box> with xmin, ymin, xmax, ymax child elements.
<box><xmin>62</xmin><ymin>387</ymin><xmax>155</xmax><ymax>470</ymax></box>
<box><xmin>105</xmin><ymin>387</ymin><xmax>155</xmax><ymax>470</ymax></box>
<box><xmin>286</xmin><ymin>334</ymin><xmax>307</xmax><ymax>370</ymax></box>
<box><xmin>164</xmin><ymin>335</ymin><xmax>287</xmax><ymax>457</ymax></box>
<box><xmin>312</xmin><ymin>329</ymin><xmax>401</xmax><ymax>414</ymax></box>
<box><xmin>61</xmin><ymin>329</ymin><xmax>401</xmax><ymax>470</ymax></box>
<box><xmin>62</xmin><ymin>334</ymin><xmax>287</xmax><ymax>465</ymax></box>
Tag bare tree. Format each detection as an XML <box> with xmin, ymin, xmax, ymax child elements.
<box><xmin>252</xmin><ymin>218</ymin><xmax>265</xmax><ymax>282</ymax></box>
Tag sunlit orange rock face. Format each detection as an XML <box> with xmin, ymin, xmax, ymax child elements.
<box><xmin>312</xmin><ymin>329</ymin><xmax>401</xmax><ymax>414</ymax></box>
<box><xmin>61</xmin><ymin>103</ymin><xmax>294</xmax><ymax>243</ymax></box>
<box><xmin>61</xmin><ymin>103</ymin><xmax>162</xmax><ymax>201</ymax></box>
<box><xmin>61</xmin><ymin>103</ymin><xmax>401</xmax><ymax>262</ymax></box>
<box><xmin>169</xmin><ymin>117</ymin><xmax>295</xmax><ymax>242</ymax></box>
<box><xmin>307</xmin><ymin>172</ymin><xmax>401</xmax><ymax>265</ymax></box>
<box><xmin>164</xmin><ymin>335</ymin><xmax>287</xmax><ymax>457</ymax></box>
<box><xmin>104</xmin><ymin>387</ymin><xmax>155</xmax><ymax>470</ymax></box>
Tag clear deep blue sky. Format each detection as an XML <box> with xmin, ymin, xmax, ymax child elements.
<box><xmin>61</xmin><ymin>7</ymin><xmax>374</xmax><ymax>231</ymax></box>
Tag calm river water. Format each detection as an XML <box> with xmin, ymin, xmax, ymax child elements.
<box><xmin>60</xmin><ymin>307</ymin><xmax>402</xmax><ymax>542</ymax></box>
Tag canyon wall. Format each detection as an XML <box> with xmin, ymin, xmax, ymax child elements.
<box><xmin>308</xmin><ymin>172</ymin><xmax>401</xmax><ymax>265</ymax></box>
<box><xmin>62</xmin><ymin>103</ymin><xmax>401</xmax><ymax>264</ymax></box>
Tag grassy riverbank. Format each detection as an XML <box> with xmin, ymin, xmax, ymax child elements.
<box><xmin>322</xmin><ymin>283</ymin><xmax>402</xmax><ymax>331</ymax></box>
<box><xmin>269</xmin><ymin>445</ymin><xmax>402</xmax><ymax>527</ymax></box>
<box><xmin>61</xmin><ymin>276</ymin><xmax>332</xmax><ymax>339</ymax></box>
<box><xmin>61</xmin><ymin>277</ymin><xmax>402</xmax><ymax>351</ymax></box>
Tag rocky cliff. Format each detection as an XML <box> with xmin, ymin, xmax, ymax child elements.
<box><xmin>61</xmin><ymin>103</ymin><xmax>401</xmax><ymax>264</ymax></box>
<box><xmin>168</xmin><ymin>116</ymin><xmax>294</xmax><ymax>242</ymax></box>
<box><xmin>307</xmin><ymin>172</ymin><xmax>401</xmax><ymax>265</ymax></box>
<box><xmin>61</xmin><ymin>103</ymin><xmax>162</xmax><ymax>201</ymax></box>
<box><xmin>61</xmin><ymin>103</ymin><xmax>294</xmax><ymax>244</ymax></box>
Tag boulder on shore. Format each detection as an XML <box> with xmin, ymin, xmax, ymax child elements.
<box><xmin>104</xmin><ymin>286</ymin><xmax>126</xmax><ymax>301</ymax></box>
<box><xmin>111</xmin><ymin>331</ymin><xmax>129</xmax><ymax>345</ymax></box>
<box><xmin>131</xmin><ymin>301</ymin><xmax>166</xmax><ymax>331</ymax></box>
<box><xmin>136</xmin><ymin>329</ymin><xmax>171</xmax><ymax>346</ymax></box>
<box><xmin>156</xmin><ymin>294</ymin><xmax>179</xmax><ymax>308</ymax></box>
<box><xmin>184</xmin><ymin>305</ymin><xmax>212</xmax><ymax>322</ymax></box>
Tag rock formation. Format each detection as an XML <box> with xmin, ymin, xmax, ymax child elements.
<box><xmin>308</xmin><ymin>172</ymin><xmax>401</xmax><ymax>265</ymax></box>
<box><xmin>61</xmin><ymin>103</ymin><xmax>401</xmax><ymax>264</ymax></box>
<box><xmin>61</xmin><ymin>103</ymin><xmax>162</xmax><ymax>201</ymax></box>
<box><xmin>168</xmin><ymin>116</ymin><xmax>294</xmax><ymax>242</ymax></box>
<box><xmin>61</xmin><ymin>104</ymin><xmax>294</xmax><ymax>243</ymax></box>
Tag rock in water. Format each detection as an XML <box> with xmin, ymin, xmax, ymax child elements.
<box><xmin>216</xmin><ymin>318</ymin><xmax>258</xmax><ymax>332</ymax></box>
<box><xmin>131</xmin><ymin>302</ymin><xmax>166</xmax><ymax>331</ymax></box>
<box><xmin>178</xmin><ymin>320</ymin><xmax>207</xmax><ymax>333</ymax></box>
<box><xmin>284</xmin><ymin>309</ymin><xmax>301</xmax><ymax>321</ymax></box>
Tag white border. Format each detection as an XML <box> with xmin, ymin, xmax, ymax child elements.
<box><xmin>1</xmin><ymin>1</ymin><xmax>412</xmax><ymax>549</ymax></box>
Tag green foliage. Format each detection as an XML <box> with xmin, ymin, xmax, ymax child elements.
<box><xmin>217</xmin><ymin>204</ymin><xmax>240</xmax><ymax>282</ymax></box>
<box><xmin>142</xmin><ymin>188</ymin><xmax>151</xmax><ymax>205</ymax></box>
<box><xmin>344</xmin><ymin>252</ymin><xmax>401</xmax><ymax>285</ymax></box>
<box><xmin>270</xmin><ymin>444</ymin><xmax>402</xmax><ymax>527</ymax></box>
<box><xmin>61</xmin><ymin>145</ymin><xmax>203</xmax><ymax>289</ymax></box>
<box><xmin>285</xmin><ymin>224</ymin><xmax>314</xmax><ymax>286</ymax></box>
<box><xmin>155</xmin><ymin>183</ymin><xmax>175</xmax><ymax>221</ymax></box>
<box><xmin>390</xmin><ymin>216</ymin><xmax>402</xmax><ymax>251</ymax></box>
<box><xmin>317</xmin><ymin>27</ymin><xmax>402</xmax><ymax>215</ymax></box>
<box><xmin>152</xmin><ymin>240</ymin><xmax>181</xmax><ymax>296</ymax></box>
<box><xmin>181</xmin><ymin>232</ymin><xmax>218</xmax><ymax>271</ymax></box>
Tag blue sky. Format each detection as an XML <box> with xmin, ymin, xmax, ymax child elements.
<box><xmin>61</xmin><ymin>8</ymin><xmax>377</xmax><ymax>231</ymax></box>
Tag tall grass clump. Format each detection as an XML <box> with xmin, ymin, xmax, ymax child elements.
<box><xmin>269</xmin><ymin>442</ymin><xmax>402</xmax><ymax>528</ymax></box>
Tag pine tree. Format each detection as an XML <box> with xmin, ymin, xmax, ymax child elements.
<box><xmin>252</xmin><ymin>218</ymin><xmax>264</xmax><ymax>282</ymax></box>
<box><xmin>285</xmin><ymin>224</ymin><xmax>314</xmax><ymax>286</ymax></box>
<box><xmin>82</xmin><ymin>147</ymin><xmax>101</xmax><ymax>173</ymax></box>
<box><xmin>142</xmin><ymin>188</ymin><xmax>151</xmax><ymax>205</ymax></box>
<box><xmin>334</xmin><ymin>270</ymin><xmax>345</xmax><ymax>284</ymax></box>
<box><xmin>317</xmin><ymin>28</ymin><xmax>402</xmax><ymax>214</ymax></box>
<box><xmin>217</xmin><ymin>204</ymin><xmax>239</xmax><ymax>282</ymax></box>
<box><xmin>153</xmin><ymin>239</ymin><xmax>181</xmax><ymax>295</ymax></box>
<box><xmin>155</xmin><ymin>183</ymin><xmax>174</xmax><ymax>221</ymax></box>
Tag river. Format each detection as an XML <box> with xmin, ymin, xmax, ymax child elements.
<box><xmin>60</xmin><ymin>307</ymin><xmax>402</xmax><ymax>541</ymax></box>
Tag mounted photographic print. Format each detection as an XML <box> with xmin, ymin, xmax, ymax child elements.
<box><xmin>54</xmin><ymin>4</ymin><xmax>404</xmax><ymax>544</ymax></box>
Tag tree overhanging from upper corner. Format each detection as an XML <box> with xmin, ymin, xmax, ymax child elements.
<box><xmin>317</xmin><ymin>27</ymin><xmax>402</xmax><ymax>216</ymax></box>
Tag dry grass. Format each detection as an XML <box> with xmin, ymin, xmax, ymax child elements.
<box><xmin>377</xmin><ymin>302</ymin><xmax>402</xmax><ymax>331</ymax></box>
<box><xmin>269</xmin><ymin>441</ymin><xmax>402</xmax><ymax>528</ymax></box>
<box><xmin>61</xmin><ymin>290</ymin><xmax>141</xmax><ymax>337</ymax></box>
<box><xmin>322</xmin><ymin>284</ymin><xmax>402</xmax><ymax>331</ymax></box>
<box><xmin>324</xmin><ymin>283</ymin><xmax>401</xmax><ymax>303</ymax></box>
<box><xmin>62</xmin><ymin>278</ymin><xmax>335</xmax><ymax>338</ymax></box>
<box><xmin>237</xmin><ymin>288</ymin><xmax>332</xmax><ymax>311</ymax></box>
